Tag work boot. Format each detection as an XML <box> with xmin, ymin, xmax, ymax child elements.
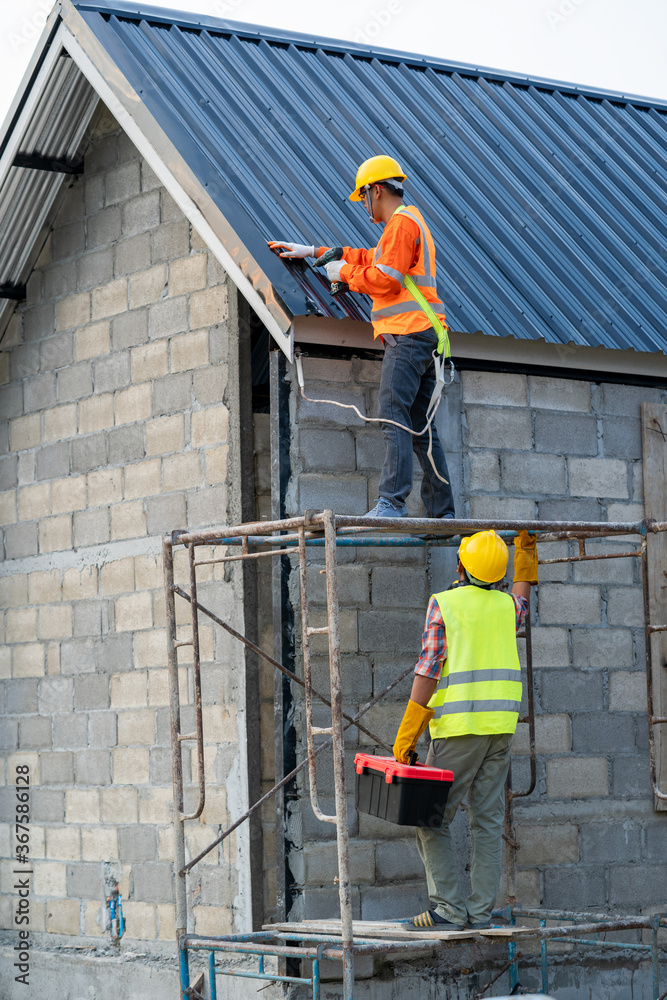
<box><xmin>364</xmin><ymin>497</ymin><xmax>407</xmax><ymax>518</ymax></box>
<box><xmin>403</xmin><ymin>909</ymin><xmax>465</xmax><ymax>932</ymax></box>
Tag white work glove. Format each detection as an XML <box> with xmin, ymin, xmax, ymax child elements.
<box><xmin>268</xmin><ymin>241</ymin><xmax>316</xmax><ymax>259</ymax></box>
<box><xmin>325</xmin><ymin>259</ymin><xmax>346</xmax><ymax>281</ymax></box>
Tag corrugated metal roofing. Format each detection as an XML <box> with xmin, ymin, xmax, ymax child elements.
<box><xmin>2</xmin><ymin>1</ymin><xmax>666</xmax><ymax>358</ymax></box>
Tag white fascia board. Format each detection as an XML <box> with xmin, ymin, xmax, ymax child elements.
<box><xmin>0</xmin><ymin>23</ymin><xmax>69</xmax><ymax>191</ymax></box>
<box><xmin>59</xmin><ymin>21</ymin><xmax>293</xmax><ymax>360</ymax></box>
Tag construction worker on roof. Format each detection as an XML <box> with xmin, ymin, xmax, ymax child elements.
<box><xmin>269</xmin><ymin>154</ymin><xmax>455</xmax><ymax>520</ymax></box>
<box><xmin>392</xmin><ymin>530</ymin><xmax>539</xmax><ymax>931</ymax></box>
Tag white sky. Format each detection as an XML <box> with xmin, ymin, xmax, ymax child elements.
<box><xmin>1</xmin><ymin>0</ymin><xmax>667</xmax><ymax>132</ymax></box>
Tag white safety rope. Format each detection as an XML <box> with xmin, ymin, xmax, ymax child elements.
<box><xmin>294</xmin><ymin>352</ymin><xmax>454</xmax><ymax>484</ymax></box>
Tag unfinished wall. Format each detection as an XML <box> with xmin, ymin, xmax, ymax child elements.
<box><xmin>280</xmin><ymin>355</ymin><xmax>667</xmax><ymax>934</ymax></box>
<box><xmin>0</xmin><ymin>105</ymin><xmax>252</xmax><ymax>951</ymax></box>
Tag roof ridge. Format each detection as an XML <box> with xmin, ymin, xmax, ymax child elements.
<box><xmin>72</xmin><ymin>1</ymin><xmax>667</xmax><ymax>112</ymax></box>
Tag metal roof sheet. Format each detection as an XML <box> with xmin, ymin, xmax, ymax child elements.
<box><xmin>2</xmin><ymin>1</ymin><xmax>666</xmax><ymax>359</ymax></box>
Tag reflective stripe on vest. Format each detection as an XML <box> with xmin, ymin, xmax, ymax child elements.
<box><xmin>427</xmin><ymin>586</ymin><xmax>522</xmax><ymax>738</ymax></box>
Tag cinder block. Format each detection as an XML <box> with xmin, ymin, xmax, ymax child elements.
<box><xmin>39</xmin><ymin>677</ymin><xmax>73</xmax><ymax>714</ymax></box>
<box><xmin>43</xmin><ymin>403</ymin><xmax>77</xmax><ymax>443</ymax></box>
<box><xmin>62</xmin><ymin>566</ymin><xmax>98</xmax><ymax>601</ymax></box>
<box><xmin>19</xmin><ymin>715</ymin><xmax>52</xmax><ymax>748</ymax></box>
<box><xmin>170</xmin><ymin>329</ymin><xmax>209</xmax><ymax>372</ymax></box>
<box><xmin>92</xmin><ymin>279</ymin><xmax>128</xmax><ymax>321</ymax></box>
<box><xmin>66</xmin><ymin>862</ymin><xmax>102</xmax><ymax>900</ymax></box>
<box><xmin>78</xmin><ymin>393</ymin><xmax>114</xmax><ymax>434</ymax></box>
<box><xmin>204</xmin><ymin>445</ymin><xmax>227</xmax><ymax>484</ymax></box>
<box><xmin>501</xmin><ymin>452</ymin><xmax>566</xmax><ymax>495</ymax></box>
<box><xmin>130</xmin><ymin>863</ymin><xmax>174</xmax><ymax>904</ymax></box>
<box><xmin>34</xmin><ymin>442</ymin><xmax>69</xmax><ymax>482</ymax></box>
<box><xmin>33</xmin><ymin>789</ymin><xmax>65</xmax><ymax>823</ymax></box>
<box><xmin>567</xmin><ymin>457</ymin><xmax>629</xmax><ymax>499</ymax></box>
<box><xmin>129</xmin><ymin>264</ymin><xmax>167</xmax><ymax>309</ymax></box>
<box><xmin>514</xmin><ymin>822</ymin><xmax>579</xmax><ymax>864</ymax></box>
<box><xmin>72</xmin><ymin>599</ymin><xmax>103</xmax><ymax>638</ymax></box>
<box><xmin>152</xmin><ymin>372</ymin><xmax>192</xmax><ymax>416</ymax></box>
<box><xmin>162</xmin><ymin>452</ymin><xmax>200</xmax><ymax>492</ymax></box>
<box><xmin>6</xmin><ymin>607</ymin><xmax>37</xmax><ymax>642</ymax></box>
<box><xmin>56</xmin><ymin>292</ymin><xmax>90</xmax><ymax>331</ymax></box>
<box><xmin>298</xmin><ymin>474</ymin><xmax>368</xmax><ymax>515</ymax></box>
<box><xmin>546</xmin><ymin>756</ymin><xmax>609</xmax><ymax>798</ymax></box>
<box><xmin>304</xmin><ymin>841</ymin><xmax>375</xmax><ymax>886</ymax></box>
<box><xmin>0</xmin><ymin>455</ymin><xmax>18</xmax><ymax>492</ymax></box>
<box><xmin>114</xmin><ymin>747</ymin><xmax>150</xmax><ymax>784</ymax></box>
<box><xmin>85</xmin><ymin>171</ymin><xmax>105</xmax><ymax>213</ymax></box>
<box><xmin>65</xmin><ymin>788</ymin><xmax>100</xmax><ymax>823</ymax></box>
<box><xmin>298</xmin><ymin>428</ymin><xmax>356</xmax><ymax>472</ymax></box>
<box><xmin>110</xmin><ymin>670</ymin><xmax>147</xmax><ymax>708</ymax></box>
<box><xmin>6</xmin><ymin>679</ymin><xmax>38</xmax><ymax>715</ymax></box>
<box><xmin>544</xmin><ymin>865</ymin><xmax>607</xmax><ymax>909</ymax></box>
<box><xmin>611</xmin><ymin>755</ymin><xmax>652</xmax><ymax>798</ymax></box>
<box><xmin>46</xmin><ymin>827</ymin><xmax>80</xmax><ymax>863</ymax></box>
<box><xmin>462</xmin><ymin>370</ymin><xmax>527</xmax><ymax>406</ymax></box>
<box><xmin>138</xmin><ymin>787</ymin><xmax>174</xmax><ymax>824</ymax></box>
<box><xmin>151</xmin><ymin>220</ymin><xmax>190</xmax><ymax>263</ymax></box>
<box><xmin>528</xmin><ymin>376</ymin><xmax>591</xmax><ymax>412</ymax></box>
<box><xmin>54</xmin><ymin>712</ymin><xmax>89</xmax><ymax>748</ymax></box>
<box><xmin>115</xmin><ymin>591</ymin><xmax>153</xmax><ymax>631</ymax></box>
<box><xmin>541</xmin><ymin>669</ymin><xmax>603</xmax><ymax>713</ymax></box>
<box><xmin>87</xmin><ymin>206</ymin><xmax>121</xmax><ymax>248</ymax></box>
<box><xmin>78</xmin><ymin>248</ymin><xmax>114</xmax><ymax>291</ymax></box>
<box><xmin>87</xmin><ymin>468</ymin><xmax>121</xmax><ymax>507</ymax></box>
<box><xmin>52</xmin><ymin>475</ymin><xmax>86</xmax><ymax>515</ymax></box>
<box><xmin>88</xmin><ymin>712</ymin><xmax>118</xmax><ymax>748</ymax></box>
<box><xmin>40</xmin><ymin>751</ymin><xmax>74</xmax><ymax>785</ymax></box>
<box><xmin>149</xmin><ymin>296</ymin><xmax>188</xmax><ymax>340</ymax></box>
<box><xmin>466</xmin><ymin>406</ymin><xmax>532</xmax><ymax>450</ymax></box>
<box><xmin>11</xmin><ymin>414</ymin><xmax>41</xmax><ymax>452</ymax></box>
<box><xmin>370</xmin><ymin>566</ymin><xmax>427</xmax><ymax>608</ymax></box>
<box><xmin>189</xmin><ymin>285</ymin><xmax>228</xmax><ymax>328</ymax></box>
<box><xmin>100</xmin><ymin>557</ymin><xmax>135</xmax><ymax>596</ymax></box>
<box><xmin>186</xmin><ymin>484</ymin><xmax>228</xmax><ymax>528</ymax></box>
<box><xmin>10</xmin><ymin>343</ymin><xmax>40</xmax><ymax>381</ymax></box>
<box><xmin>609</xmin><ymin>670</ymin><xmax>647</xmax><ymax>711</ymax></box>
<box><xmin>28</xmin><ymin>569</ymin><xmax>60</xmax><ymax>604</ymax></box>
<box><xmin>169</xmin><ymin>254</ymin><xmax>207</xmax><ymax>296</ymax></box>
<box><xmin>40</xmin><ymin>333</ymin><xmax>74</xmax><ymax>372</ymax></box>
<box><xmin>73</xmin><ymin>508</ymin><xmax>110</xmax><ymax>548</ymax></box>
<box><xmin>34</xmin><ymin>860</ymin><xmax>67</xmax><ymax>897</ymax></box>
<box><xmin>39</xmin><ymin>514</ymin><xmax>72</xmax><ymax>553</ymax></box>
<box><xmin>190</xmin><ymin>405</ymin><xmax>228</xmax><ymax>448</ymax></box>
<box><xmin>467</xmin><ymin>449</ymin><xmax>499</xmax><ymax>491</ymax></box>
<box><xmin>105</xmin><ymin>161</ymin><xmax>141</xmax><ymax>205</ymax></box>
<box><xmin>535</xmin><ymin>411</ymin><xmax>598</xmax><ymax>456</ymax></box>
<box><xmin>114</xmin><ymin>383</ymin><xmax>152</xmax><ymax>426</ymax></box>
<box><xmin>470</xmin><ymin>495</ymin><xmax>536</xmax><ymax>519</ymax></box>
<box><xmin>39</xmin><ymin>604</ymin><xmax>72</xmax><ymax>640</ymax></box>
<box><xmin>0</xmin><ymin>491</ymin><xmax>17</xmax><ymax>527</ymax></box>
<box><xmin>538</xmin><ymin>584</ymin><xmax>600</xmax><ymax>625</ymax></box>
<box><xmin>23</xmin><ymin>372</ymin><xmax>56</xmax><ymax>415</ymax></box>
<box><xmin>609</xmin><ymin>863</ymin><xmax>665</xmax><ymax>907</ymax></box>
<box><xmin>572</xmin><ymin>712</ymin><xmax>634</xmax><ymax>753</ymax></box>
<box><xmin>24</xmin><ymin>301</ymin><xmax>55</xmax><ymax>340</ymax></box>
<box><xmin>131</xmin><ymin>341</ymin><xmax>169</xmax><ymax>384</ymax></box>
<box><xmin>124</xmin><ymin>458</ymin><xmax>161</xmax><ymax>500</ymax></box>
<box><xmin>117</xmin><ymin>709</ymin><xmax>155</xmax><ymax>745</ymax></box>
<box><xmin>112</xmin><ymin>308</ymin><xmax>149</xmax><ymax>351</ymax></box>
<box><xmin>108</xmin><ymin>424</ymin><xmax>144</xmax><ymax>466</ymax></box>
<box><xmin>606</xmin><ymin>586</ymin><xmax>643</xmax><ymax>626</ymax></box>
<box><xmin>144</xmin><ymin>493</ymin><xmax>186</xmax><ymax>535</ymax></box>
<box><xmin>580</xmin><ymin>821</ymin><xmax>641</xmax><ymax>862</ymax></box>
<box><xmin>358</xmin><ymin>610</ymin><xmax>423</xmax><ymax>652</ymax></box>
<box><xmin>94</xmin><ymin>352</ymin><xmax>131</xmax><ymax>394</ymax></box>
<box><xmin>539</xmin><ymin>497</ymin><xmax>602</xmax><ymax>521</ymax></box>
<box><xmin>572</xmin><ymin>628</ymin><xmax>633</xmax><ymax>669</ymax></box>
<box><xmin>45</xmin><ymin>260</ymin><xmax>77</xmax><ymax>299</ymax></box>
<box><xmin>602</xmin><ymin>415</ymin><xmax>642</xmax><ymax>459</ymax></box>
<box><xmin>57</xmin><ymin>361</ymin><xmax>93</xmax><ymax>403</ymax></box>
<box><xmin>0</xmin><ymin>572</ymin><xmax>28</xmax><ymax>608</ymax></box>
<box><xmin>80</xmin><ymin>825</ymin><xmax>119</xmax><ymax>862</ymax></box>
<box><xmin>5</xmin><ymin>522</ymin><xmax>38</xmax><ymax>559</ymax></box>
<box><xmin>601</xmin><ymin>382</ymin><xmax>661</xmax><ymax>416</ymax></box>
<box><xmin>110</xmin><ymin>501</ymin><xmax>147</xmax><ymax>540</ymax></box>
<box><xmin>59</xmin><ymin>637</ymin><xmax>96</xmax><ymax>675</ymax></box>
<box><xmin>45</xmin><ymin>898</ymin><xmax>80</xmax><ymax>935</ymax></box>
<box><xmin>122</xmin><ymin>190</ymin><xmax>161</xmax><ymax>236</ymax></box>
<box><xmin>75</xmin><ymin>748</ymin><xmax>111</xmax><ymax>785</ymax></box>
<box><xmin>101</xmin><ymin>787</ymin><xmax>137</xmax><ymax>823</ymax></box>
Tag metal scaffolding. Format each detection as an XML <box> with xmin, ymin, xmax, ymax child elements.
<box><xmin>163</xmin><ymin>513</ymin><xmax>667</xmax><ymax>1000</ymax></box>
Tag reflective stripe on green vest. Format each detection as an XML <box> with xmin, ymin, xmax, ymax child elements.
<box><xmin>427</xmin><ymin>586</ymin><xmax>522</xmax><ymax>738</ymax></box>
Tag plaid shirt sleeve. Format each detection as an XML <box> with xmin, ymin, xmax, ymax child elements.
<box><xmin>414</xmin><ymin>590</ymin><xmax>529</xmax><ymax>680</ymax></box>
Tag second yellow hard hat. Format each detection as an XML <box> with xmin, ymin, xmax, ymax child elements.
<box><xmin>459</xmin><ymin>530</ymin><xmax>509</xmax><ymax>584</ymax></box>
<box><xmin>349</xmin><ymin>154</ymin><xmax>407</xmax><ymax>201</ymax></box>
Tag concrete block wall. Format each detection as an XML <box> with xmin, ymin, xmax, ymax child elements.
<box><xmin>281</xmin><ymin>357</ymin><xmax>667</xmax><ymax>924</ymax></box>
<box><xmin>0</xmin><ymin>105</ymin><xmax>248</xmax><ymax>947</ymax></box>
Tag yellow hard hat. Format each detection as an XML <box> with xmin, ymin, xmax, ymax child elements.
<box><xmin>459</xmin><ymin>530</ymin><xmax>509</xmax><ymax>584</ymax></box>
<box><xmin>349</xmin><ymin>154</ymin><xmax>407</xmax><ymax>201</ymax></box>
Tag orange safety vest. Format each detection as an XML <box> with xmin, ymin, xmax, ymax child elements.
<box><xmin>370</xmin><ymin>205</ymin><xmax>447</xmax><ymax>340</ymax></box>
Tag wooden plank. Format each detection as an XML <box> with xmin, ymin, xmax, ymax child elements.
<box><xmin>266</xmin><ymin>920</ymin><xmax>476</xmax><ymax>941</ymax></box>
<box><xmin>641</xmin><ymin>403</ymin><xmax>667</xmax><ymax>811</ymax></box>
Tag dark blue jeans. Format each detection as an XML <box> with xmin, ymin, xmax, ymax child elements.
<box><xmin>377</xmin><ymin>329</ymin><xmax>456</xmax><ymax>518</ymax></box>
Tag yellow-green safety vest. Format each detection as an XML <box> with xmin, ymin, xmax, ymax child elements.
<box><xmin>427</xmin><ymin>586</ymin><xmax>522</xmax><ymax>738</ymax></box>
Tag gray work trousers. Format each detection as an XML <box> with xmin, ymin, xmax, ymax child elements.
<box><xmin>415</xmin><ymin>732</ymin><xmax>513</xmax><ymax>926</ymax></box>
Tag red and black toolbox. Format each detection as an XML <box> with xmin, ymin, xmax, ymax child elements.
<box><xmin>354</xmin><ymin>753</ymin><xmax>454</xmax><ymax>828</ymax></box>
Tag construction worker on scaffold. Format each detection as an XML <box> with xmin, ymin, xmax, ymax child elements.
<box><xmin>392</xmin><ymin>529</ymin><xmax>539</xmax><ymax>930</ymax></box>
<box><xmin>269</xmin><ymin>155</ymin><xmax>455</xmax><ymax>519</ymax></box>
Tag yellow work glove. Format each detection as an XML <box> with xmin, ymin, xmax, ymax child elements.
<box><xmin>513</xmin><ymin>530</ymin><xmax>539</xmax><ymax>585</ymax></box>
<box><xmin>392</xmin><ymin>700</ymin><xmax>435</xmax><ymax>764</ymax></box>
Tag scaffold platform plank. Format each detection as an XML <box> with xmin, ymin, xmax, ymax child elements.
<box><xmin>265</xmin><ymin>920</ymin><xmax>531</xmax><ymax>941</ymax></box>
